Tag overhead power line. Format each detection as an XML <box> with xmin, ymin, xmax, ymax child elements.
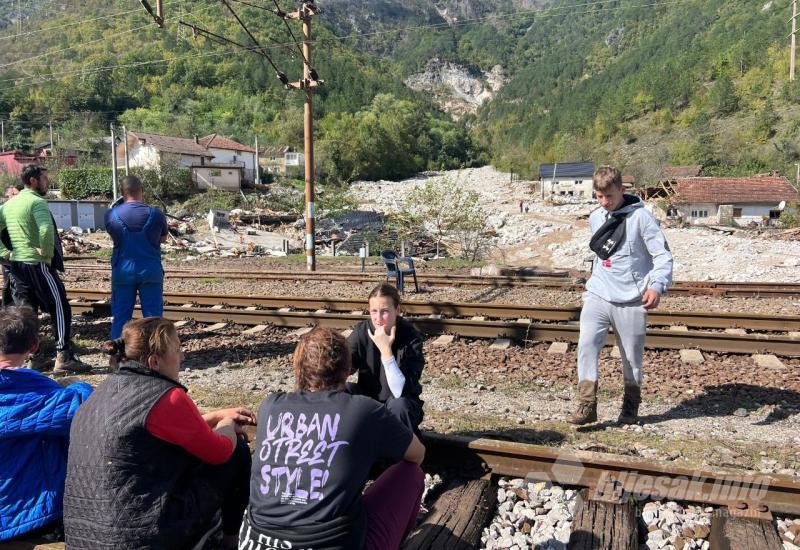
<box><xmin>0</xmin><ymin>0</ymin><xmax>694</xmax><ymax>86</ymax></box>
<box><xmin>0</xmin><ymin>3</ymin><xmax>177</xmax><ymax>42</ymax></box>
<box><xmin>0</xmin><ymin>2</ymin><xmax>215</xmax><ymax>70</ymax></box>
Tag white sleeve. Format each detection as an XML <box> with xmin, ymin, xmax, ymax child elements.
<box><xmin>382</xmin><ymin>356</ymin><xmax>406</xmax><ymax>399</ymax></box>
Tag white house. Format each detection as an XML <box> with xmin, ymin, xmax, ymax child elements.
<box><xmin>199</xmin><ymin>134</ymin><xmax>257</xmax><ymax>182</ymax></box>
<box><xmin>258</xmin><ymin>146</ymin><xmax>305</xmax><ymax>177</ymax></box>
<box><xmin>122</xmin><ymin>131</ymin><xmax>213</xmax><ymax>171</ymax></box>
<box><xmin>192</xmin><ymin>164</ymin><xmax>244</xmax><ymax>192</ymax></box>
<box><xmin>671</xmin><ymin>174</ymin><xmax>799</xmax><ymax>225</ymax></box>
<box><xmin>539</xmin><ymin>162</ymin><xmax>595</xmax><ymax>198</ymax></box>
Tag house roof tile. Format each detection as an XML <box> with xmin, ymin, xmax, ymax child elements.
<box><xmin>129</xmin><ymin>131</ymin><xmax>212</xmax><ymax>157</ymax></box>
<box><xmin>259</xmin><ymin>146</ymin><xmax>292</xmax><ymax>155</ymax></box>
<box><xmin>672</xmin><ymin>176</ymin><xmax>799</xmax><ymax>205</ymax></box>
<box><xmin>199</xmin><ymin>134</ymin><xmax>256</xmax><ymax>153</ymax></box>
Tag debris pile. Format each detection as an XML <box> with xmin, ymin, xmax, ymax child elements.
<box><xmin>60</xmin><ymin>230</ymin><xmax>100</xmax><ymax>255</ymax></box>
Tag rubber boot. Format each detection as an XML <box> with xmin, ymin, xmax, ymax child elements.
<box><xmin>617</xmin><ymin>383</ymin><xmax>641</xmax><ymax>425</ymax></box>
<box><xmin>567</xmin><ymin>380</ymin><xmax>598</xmax><ymax>425</ymax></box>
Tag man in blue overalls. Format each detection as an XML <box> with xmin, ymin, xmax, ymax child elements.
<box><xmin>104</xmin><ymin>176</ymin><xmax>168</xmax><ymax>339</ymax></box>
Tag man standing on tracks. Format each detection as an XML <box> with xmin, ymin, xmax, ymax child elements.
<box><xmin>105</xmin><ymin>175</ymin><xmax>168</xmax><ymax>340</ymax></box>
<box><xmin>0</xmin><ymin>165</ymin><xmax>91</xmax><ymax>373</ymax></box>
<box><xmin>568</xmin><ymin>166</ymin><xmax>673</xmax><ymax>426</ymax></box>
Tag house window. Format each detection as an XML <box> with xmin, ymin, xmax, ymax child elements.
<box><xmin>269</xmin><ymin>156</ymin><xmax>276</xmax><ymax>161</ymax></box>
<box><xmin>667</xmin><ymin>208</ymin><xmax>678</xmax><ymax>217</ymax></box>
<box><xmin>209</xmin><ymin>169</ymin><xmax>221</xmax><ymax>176</ymax></box>
<box><xmin>575</xmin><ymin>180</ymin><xmax>581</xmax><ymax>185</ymax></box>
<box><xmin>691</xmin><ymin>210</ymin><xmax>708</xmax><ymax>218</ymax></box>
<box><xmin>769</xmin><ymin>210</ymin><xmax>781</xmax><ymax>219</ymax></box>
<box><xmin>733</xmin><ymin>208</ymin><xmax>742</xmax><ymax>217</ymax></box>
<box><xmin>232</xmin><ymin>155</ymin><xmax>237</xmax><ymax>162</ymax></box>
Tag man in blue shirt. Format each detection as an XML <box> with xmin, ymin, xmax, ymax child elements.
<box><xmin>104</xmin><ymin>176</ymin><xmax>168</xmax><ymax>339</ymax></box>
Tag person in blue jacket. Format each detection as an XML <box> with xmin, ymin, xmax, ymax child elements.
<box><xmin>0</xmin><ymin>305</ymin><xmax>92</xmax><ymax>541</ymax></box>
<box><xmin>104</xmin><ymin>175</ymin><xmax>168</xmax><ymax>340</ymax></box>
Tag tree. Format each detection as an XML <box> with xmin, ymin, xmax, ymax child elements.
<box><xmin>752</xmin><ymin>99</ymin><xmax>778</xmax><ymax>143</ymax></box>
<box><xmin>710</xmin><ymin>75</ymin><xmax>740</xmax><ymax>116</ymax></box>
<box><xmin>401</xmin><ymin>175</ymin><xmax>491</xmax><ymax>260</ymax></box>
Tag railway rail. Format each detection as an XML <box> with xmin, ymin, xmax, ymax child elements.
<box><xmin>410</xmin><ymin>433</ymin><xmax>800</xmax><ymax>549</ymax></box>
<box><xmin>6</xmin><ymin>431</ymin><xmax>797</xmax><ymax>549</ymax></box>
<box><xmin>63</xmin><ymin>264</ymin><xmax>800</xmax><ymax>297</ymax></box>
<box><xmin>66</xmin><ymin>289</ymin><xmax>800</xmax><ymax>356</ymax></box>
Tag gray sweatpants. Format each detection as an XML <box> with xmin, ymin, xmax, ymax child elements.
<box><xmin>577</xmin><ymin>292</ymin><xmax>646</xmax><ymax>386</ymax></box>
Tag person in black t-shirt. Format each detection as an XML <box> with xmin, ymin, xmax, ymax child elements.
<box><xmin>347</xmin><ymin>283</ymin><xmax>425</xmax><ymax>433</ymax></box>
<box><xmin>241</xmin><ymin>328</ymin><xmax>426</xmax><ymax>550</ymax></box>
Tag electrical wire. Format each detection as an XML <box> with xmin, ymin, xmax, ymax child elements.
<box><xmin>0</xmin><ymin>0</ymin><xmax>697</xmax><ymax>87</ymax></box>
<box><xmin>0</xmin><ymin>2</ymin><xmax>178</xmax><ymax>42</ymax></box>
<box><xmin>0</xmin><ymin>2</ymin><xmax>215</xmax><ymax>69</ymax></box>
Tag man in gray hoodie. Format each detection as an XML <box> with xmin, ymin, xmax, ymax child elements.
<box><xmin>568</xmin><ymin>166</ymin><xmax>673</xmax><ymax>425</ymax></box>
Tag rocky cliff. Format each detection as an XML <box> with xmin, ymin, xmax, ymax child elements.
<box><xmin>405</xmin><ymin>59</ymin><xmax>507</xmax><ymax>118</ymax></box>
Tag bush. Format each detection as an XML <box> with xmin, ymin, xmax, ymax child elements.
<box><xmin>779</xmin><ymin>201</ymin><xmax>800</xmax><ymax>228</ymax></box>
<box><xmin>179</xmin><ymin>188</ymin><xmax>242</xmax><ymax>214</ymax></box>
<box><xmin>131</xmin><ymin>163</ymin><xmax>194</xmax><ymax>202</ymax></box>
<box><xmin>58</xmin><ymin>168</ymin><xmax>114</xmax><ymax>199</ymax></box>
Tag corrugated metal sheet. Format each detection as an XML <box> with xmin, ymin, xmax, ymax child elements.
<box><xmin>539</xmin><ymin>162</ymin><xmax>595</xmax><ymax>180</ymax></box>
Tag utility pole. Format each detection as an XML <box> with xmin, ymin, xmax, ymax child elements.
<box><xmin>1</xmin><ymin>120</ymin><xmax>4</xmax><ymax>152</ymax></box>
<box><xmin>122</xmin><ymin>125</ymin><xmax>130</xmax><ymax>175</ymax></box>
<box><xmin>286</xmin><ymin>1</ymin><xmax>323</xmax><ymax>271</ymax></box>
<box><xmin>110</xmin><ymin>124</ymin><xmax>119</xmax><ymax>202</ymax></box>
<box><xmin>792</xmin><ymin>0</ymin><xmax>797</xmax><ymax>81</ymax></box>
<box><xmin>254</xmin><ymin>135</ymin><xmax>261</xmax><ymax>185</ymax></box>
<box><xmin>49</xmin><ymin>120</ymin><xmax>54</xmax><ymax>158</ymax></box>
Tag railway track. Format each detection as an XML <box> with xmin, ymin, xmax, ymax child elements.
<box><xmin>6</xmin><ymin>431</ymin><xmax>797</xmax><ymax>549</ymax></box>
<box><xmin>66</xmin><ymin>289</ymin><xmax>800</xmax><ymax>356</ymax></box>
<box><xmin>409</xmin><ymin>433</ymin><xmax>800</xmax><ymax>549</ymax></box>
<box><xmin>63</xmin><ymin>264</ymin><xmax>800</xmax><ymax>297</ymax></box>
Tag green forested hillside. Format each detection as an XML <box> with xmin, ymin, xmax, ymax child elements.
<box><xmin>1</xmin><ymin>0</ymin><xmax>799</xmax><ymax>183</ymax></box>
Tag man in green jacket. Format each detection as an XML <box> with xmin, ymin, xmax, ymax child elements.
<box><xmin>0</xmin><ymin>165</ymin><xmax>90</xmax><ymax>373</ymax></box>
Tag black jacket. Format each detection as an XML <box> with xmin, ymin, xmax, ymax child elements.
<box><xmin>347</xmin><ymin>316</ymin><xmax>424</xmax><ymax>404</ymax></box>
<box><xmin>64</xmin><ymin>363</ymin><xmax>217</xmax><ymax>550</ymax></box>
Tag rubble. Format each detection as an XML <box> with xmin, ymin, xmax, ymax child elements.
<box><xmin>60</xmin><ymin>230</ymin><xmax>100</xmax><ymax>255</ymax></box>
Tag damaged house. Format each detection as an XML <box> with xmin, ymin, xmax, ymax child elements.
<box><xmin>668</xmin><ymin>174</ymin><xmax>799</xmax><ymax>225</ymax></box>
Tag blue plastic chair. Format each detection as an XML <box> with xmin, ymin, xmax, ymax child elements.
<box><xmin>380</xmin><ymin>250</ymin><xmax>419</xmax><ymax>294</ymax></box>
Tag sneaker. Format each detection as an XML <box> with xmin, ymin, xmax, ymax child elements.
<box><xmin>54</xmin><ymin>351</ymin><xmax>92</xmax><ymax>374</ymax></box>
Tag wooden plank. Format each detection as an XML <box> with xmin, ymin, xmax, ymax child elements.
<box><xmin>568</xmin><ymin>490</ymin><xmax>638</xmax><ymax>550</ymax></box>
<box><xmin>710</xmin><ymin>510</ymin><xmax>782</xmax><ymax>550</ymax></box>
<box><xmin>402</xmin><ymin>478</ymin><xmax>496</xmax><ymax>550</ymax></box>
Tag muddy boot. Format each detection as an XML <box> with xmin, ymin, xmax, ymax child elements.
<box><xmin>54</xmin><ymin>351</ymin><xmax>92</xmax><ymax>374</ymax></box>
<box><xmin>567</xmin><ymin>380</ymin><xmax>598</xmax><ymax>425</ymax></box>
<box><xmin>26</xmin><ymin>353</ymin><xmax>55</xmax><ymax>372</ymax></box>
<box><xmin>617</xmin><ymin>383</ymin><xmax>641</xmax><ymax>425</ymax></box>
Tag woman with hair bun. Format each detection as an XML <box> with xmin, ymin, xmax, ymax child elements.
<box><xmin>347</xmin><ymin>282</ymin><xmax>425</xmax><ymax>432</ymax></box>
<box><xmin>63</xmin><ymin>317</ymin><xmax>256</xmax><ymax>550</ymax></box>
<box><xmin>240</xmin><ymin>327</ymin><xmax>425</xmax><ymax>550</ymax></box>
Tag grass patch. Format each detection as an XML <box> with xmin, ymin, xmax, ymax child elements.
<box><xmin>198</xmin><ymin>277</ymin><xmax>224</xmax><ymax>284</ymax></box>
<box><xmin>92</xmin><ymin>248</ymin><xmax>112</xmax><ymax>258</ymax></box>
<box><xmin>188</xmin><ymin>385</ymin><xmax>264</xmax><ymax>412</ymax></box>
<box><xmin>433</xmin><ymin>373</ymin><xmax>468</xmax><ymax>390</ymax></box>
